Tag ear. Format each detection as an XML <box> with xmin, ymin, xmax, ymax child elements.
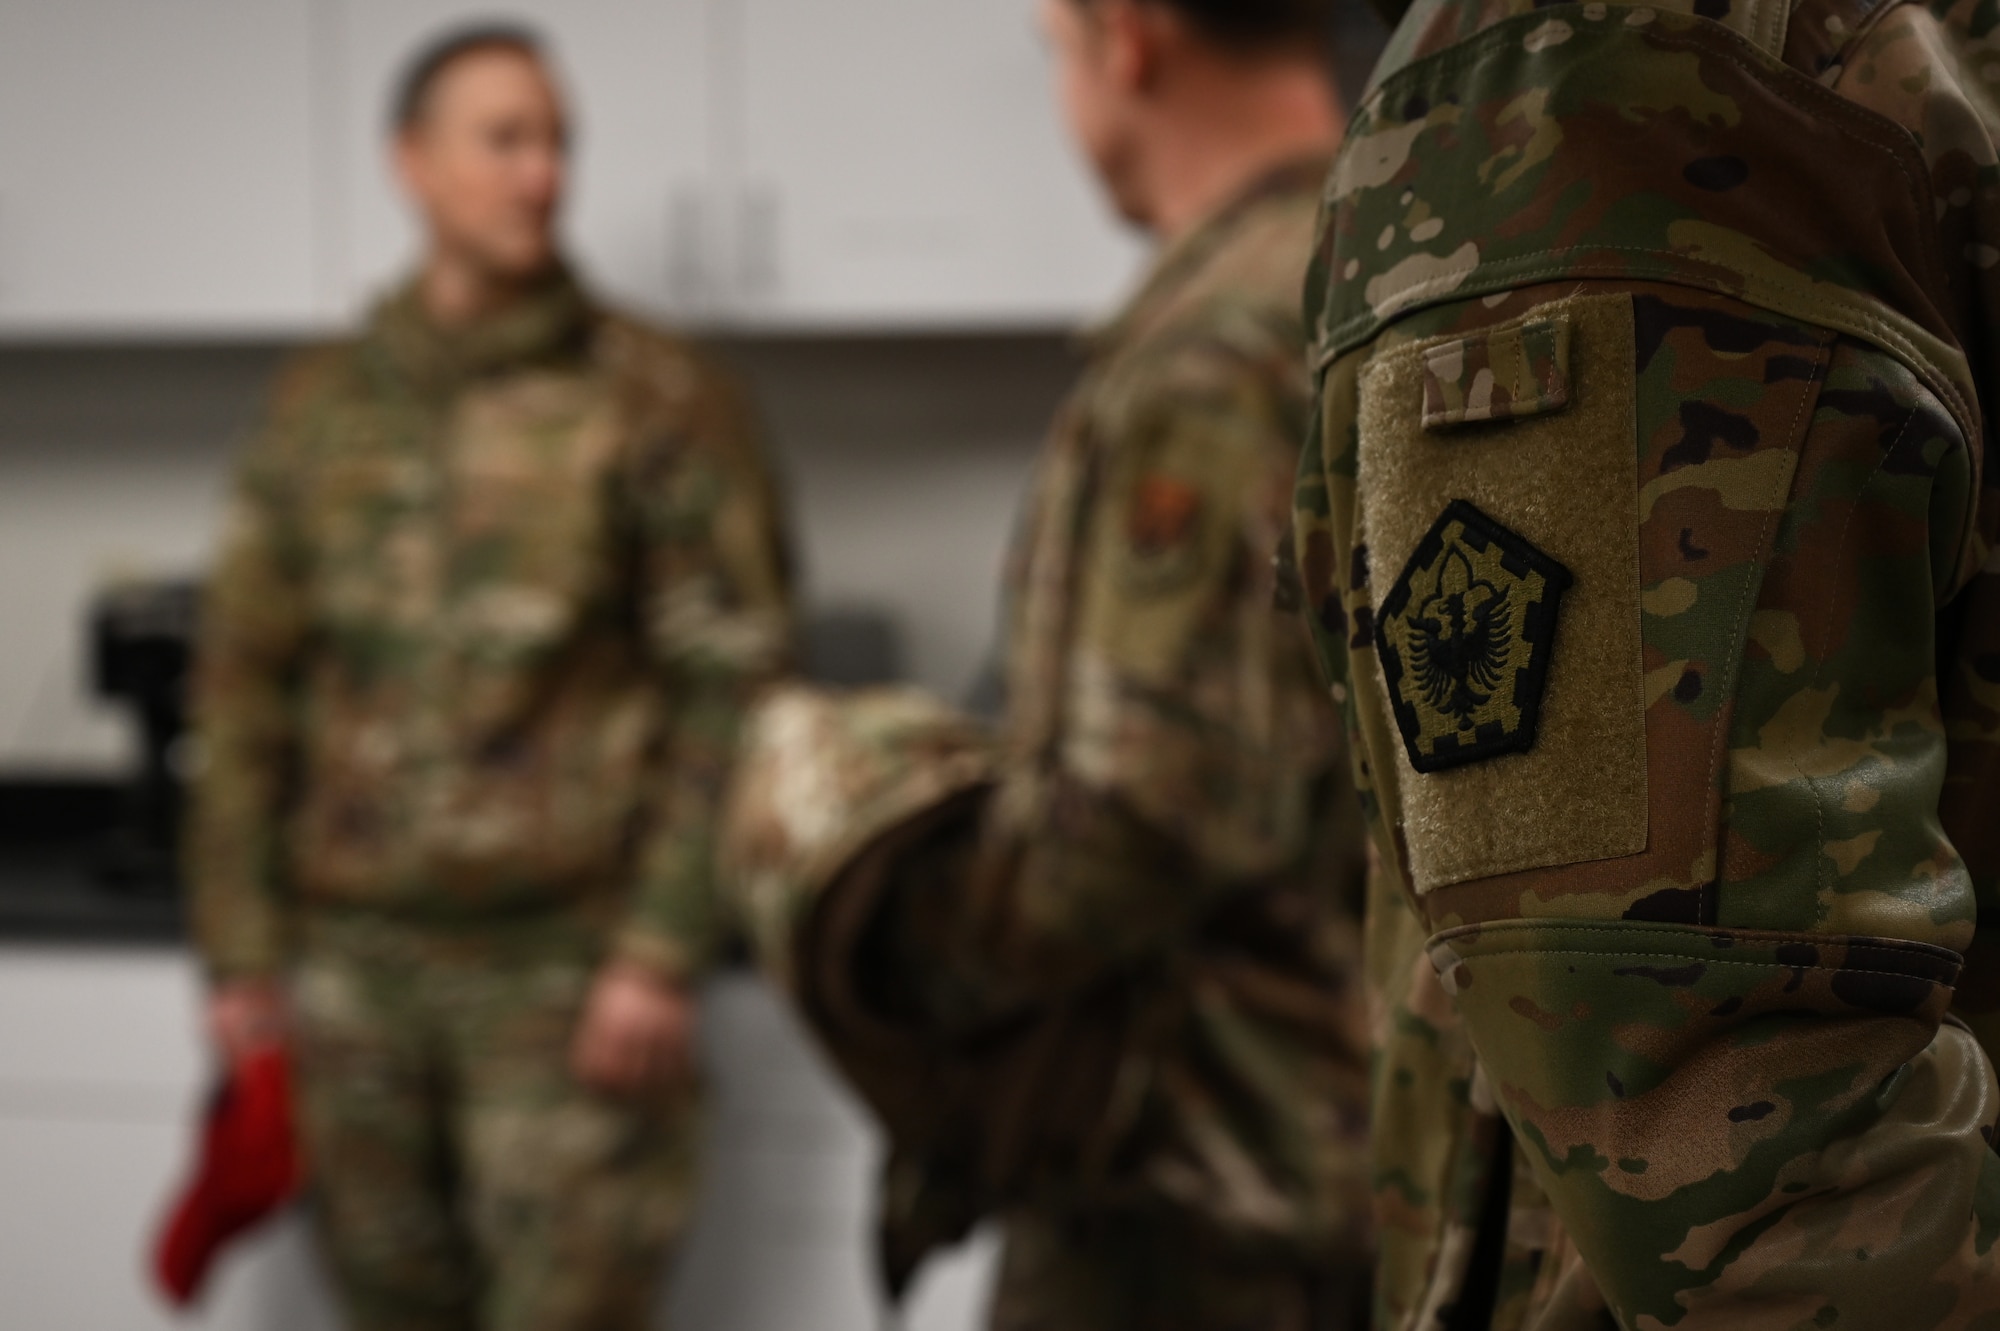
<box><xmin>391</xmin><ymin>127</ymin><xmax>428</xmax><ymax>203</ymax></box>
<box><xmin>1098</xmin><ymin>0</ymin><xmax>1162</xmax><ymax>94</ymax></box>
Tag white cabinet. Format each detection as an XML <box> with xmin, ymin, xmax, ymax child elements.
<box><xmin>0</xmin><ymin>949</ymin><xmax>995</xmax><ymax>1331</ymax></box>
<box><xmin>0</xmin><ymin>947</ymin><xmax>338</xmax><ymax>1331</ymax></box>
<box><xmin>0</xmin><ymin>2</ymin><xmax>324</xmax><ymax>338</ymax></box>
<box><xmin>718</xmin><ymin>0</ymin><xmax>1147</xmax><ymax>329</ymax></box>
<box><xmin>326</xmin><ymin>0</ymin><xmax>713</xmax><ymax>324</ymax></box>
<box><xmin>332</xmin><ymin>0</ymin><xmax>1140</xmax><ymax>330</ymax></box>
<box><xmin>0</xmin><ymin>0</ymin><xmax>1142</xmax><ymax>337</ymax></box>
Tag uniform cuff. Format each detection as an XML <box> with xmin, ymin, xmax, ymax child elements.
<box><xmin>194</xmin><ymin>910</ymin><xmax>291</xmax><ymax>986</ymax></box>
<box><xmin>200</xmin><ymin>954</ymin><xmax>286</xmax><ymax>987</ymax></box>
<box><xmin>609</xmin><ymin>923</ymin><xmax>712</xmax><ymax>988</ymax></box>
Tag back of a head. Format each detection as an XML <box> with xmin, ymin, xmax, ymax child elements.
<box><xmin>388</xmin><ymin>20</ymin><xmax>568</xmax><ymax>286</ymax></box>
<box><xmin>1141</xmin><ymin>0</ymin><xmax>1339</xmax><ymax>61</ymax></box>
<box><xmin>392</xmin><ymin>21</ymin><xmax>548</xmax><ymax>133</ymax></box>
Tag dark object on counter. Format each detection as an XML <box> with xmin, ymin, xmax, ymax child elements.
<box><xmin>77</xmin><ymin>592</ymin><xmax>900</xmax><ymax>890</ymax></box>
<box><xmin>153</xmin><ymin>1045</ymin><xmax>304</xmax><ymax>1308</ymax></box>
<box><xmin>801</xmin><ymin>607</ymin><xmax>904</xmax><ymax>687</ymax></box>
<box><xmin>90</xmin><ymin>578</ymin><xmax>200</xmax><ymax>893</ymax></box>
<box><xmin>0</xmin><ymin>779</ymin><xmax>183</xmax><ymax>941</ymax></box>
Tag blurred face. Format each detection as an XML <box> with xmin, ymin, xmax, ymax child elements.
<box><xmin>395</xmin><ymin>47</ymin><xmax>567</xmax><ymax>281</ymax></box>
<box><xmin>1041</xmin><ymin>0</ymin><xmax>1148</xmax><ymax>226</ymax></box>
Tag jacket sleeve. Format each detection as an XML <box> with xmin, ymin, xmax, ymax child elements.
<box><xmin>184</xmin><ymin>361</ymin><xmax>321</xmax><ymax>981</ymax></box>
<box><xmin>612</xmin><ymin>365</ymin><xmax>795</xmax><ymax>984</ymax></box>
<box><xmin>966</xmin><ymin>348</ymin><xmax>1349</xmax><ymax>1002</ymax></box>
<box><xmin>1290</xmin><ymin>14</ymin><xmax>2000</xmax><ymax>1324</ymax></box>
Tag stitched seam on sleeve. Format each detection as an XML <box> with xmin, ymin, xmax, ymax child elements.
<box><xmin>1439</xmin><ymin>948</ymin><xmax>1952</xmax><ymax>982</ymax></box>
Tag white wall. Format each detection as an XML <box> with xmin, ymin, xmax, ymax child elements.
<box><xmin>0</xmin><ymin>949</ymin><xmax>998</xmax><ymax>1331</ymax></box>
<box><xmin>0</xmin><ymin>330</ymin><xmax>1077</xmax><ymax>774</ymax></box>
<box><xmin>0</xmin><ymin>347</ymin><xmax>279</xmax><ymax>771</ymax></box>
<box><xmin>0</xmin><ymin>328</ymin><xmax>1081</xmax><ymax>1325</ymax></box>
<box><xmin>731</xmin><ymin>334</ymin><xmax>1072</xmax><ymax>698</ymax></box>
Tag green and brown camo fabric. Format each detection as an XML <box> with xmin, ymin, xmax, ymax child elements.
<box><xmin>1293</xmin><ymin>1</ymin><xmax>2000</xmax><ymax>1327</ymax></box>
<box><xmin>975</xmin><ymin>160</ymin><xmax>1373</xmax><ymax>1292</ymax></box>
<box><xmin>715</xmin><ymin>165</ymin><xmax>1375</xmax><ymax>1317</ymax></box>
<box><xmin>1418</xmin><ymin>317</ymin><xmax>1570</xmax><ymax>428</ymax></box>
<box><xmin>289</xmin><ymin>910</ymin><xmax>699</xmax><ymax>1329</ymax></box>
<box><xmin>186</xmin><ymin>266</ymin><xmax>793</xmax><ymax>983</ymax></box>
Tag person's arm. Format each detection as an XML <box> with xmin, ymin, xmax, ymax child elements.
<box><xmin>614</xmin><ymin>368</ymin><xmax>795</xmax><ymax>983</ymax></box>
<box><xmin>1297</xmin><ymin>68</ymin><xmax>2000</xmax><ymax>1331</ymax></box>
<box><xmin>184</xmin><ymin>361</ymin><xmax>320</xmax><ymax>1059</ymax></box>
<box><xmin>575</xmin><ymin>358</ymin><xmax>792</xmax><ymax>1092</ymax></box>
<box><xmin>965</xmin><ymin>349</ymin><xmax>1345</xmax><ymax>1003</ymax></box>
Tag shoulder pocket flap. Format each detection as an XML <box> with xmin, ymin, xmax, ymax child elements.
<box><xmin>1421</xmin><ymin>316</ymin><xmax>1571</xmax><ymax>430</ymax></box>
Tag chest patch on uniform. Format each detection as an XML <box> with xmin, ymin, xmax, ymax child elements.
<box><xmin>1119</xmin><ymin>472</ymin><xmax>1209</xmax><ymax>598</ymax></box>
<box><xmin>1129</xmin><ymin>473</ymin><xmax>1204</xmax><ymax>554</ymax></box>
<box><xmin>1375</xmin><ymin>500</ymin><xmax>1571</xmax><ymax>773</ymax></box>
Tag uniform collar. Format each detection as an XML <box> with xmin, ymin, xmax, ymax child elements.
<box><xmin>1087</xmin><ymin>153</ymin><xmax>1333</xmax><ymax>354</ymax></box>
<box><xmin>366</xmin><ymin>262</ymin><xmax>596</xmax><ymax>394</ymax></box>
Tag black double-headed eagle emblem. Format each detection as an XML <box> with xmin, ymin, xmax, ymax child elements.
<box><xmin>1408</xmin><ymin>548</ymin><xmax>1513</xmax><ymax>727</ymax></box>
<box><xmin>1376</xmin><ymin>500</ymin><xmax>1571</xmax><ymax>773</ymax></box>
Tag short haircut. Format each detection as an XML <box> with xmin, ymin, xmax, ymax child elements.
<box><xmin>1088</xmin><ymin>0</ymin><xmax>1338</xmax><ymax>56</ymax></box>
<box><xmin>391</xmin><ymin>21</ymin><xmax>547</xmax><ymax>131</ymax></box>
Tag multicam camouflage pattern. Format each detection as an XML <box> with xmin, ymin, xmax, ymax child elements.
<box><xmin>718</xmin><ymin>684</ymin><xmax>997</xmax><ymax>995</ymax></box>
<box><xmin>980</xmin><ymin>157</ymin><xmax>1375</xmax><ymax>1322</ymax></box>
<box><xmin>715</xmin><ymin>164</ymin><xmax>1374</xmax><ymax>1317</ymax></box>
<box><xmin>985</xmin><ymin>159</ymin><xmax>1359</xmax><ymax>998</ymax></box>
<box><xmin>1419</xmin><ymin>319</ymin><xmax>1568</xmax><ymax>429</ymax></box>
<box><xmin>1294</xmin><ymin>2</ymin><xmax>2000</xmax><ymax>1327</ymax></box>
<box><xmin>291</xmin><ymin>910</ymin><xmax>698</xmax><ymax>1331</ymax></box>
<box><xmin>186</xmin><ymin>265</ymin><xmax>793</xmax><ymax>983</ymax></box>
<box><xmin>987</xmin><ymin>1204</ymin><xmax>1372</xmax><ymax>1331</ymax></box>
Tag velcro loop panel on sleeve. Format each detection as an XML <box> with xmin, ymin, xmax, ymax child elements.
<box><xmin>1421</xmin><ymin>316</ymin><xmax>1571</xmax><ymax>430</ymax></box>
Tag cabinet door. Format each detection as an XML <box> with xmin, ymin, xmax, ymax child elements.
<box><xmin>0</xmin><ymin>2</ymin><xmax>322</xmax><ymax>338</ymax></box>
<box><xmin>723</xmin><ymin>0</ymin><xmax>1147</xmax><ymax>330</ymax></box>
<box><xmin>328</xmin><ymin>0</ymin><xmax>712</xmax><ymax>323</ymax></box>
<box><xmin>0</xmin><ymin>948</ymin><xmax>341</xmax><ymax>1331</ymax></box>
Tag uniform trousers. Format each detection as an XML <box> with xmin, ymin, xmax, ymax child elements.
<box><xmin>988</xmin><ymin>1206</ymin><xmax>1370</xmax><ymax>1331</ymax></box>
<box><xmin>289</xmin><ymin>909</ymin><xmax>698</xmax><ymax>1331</ymax></box>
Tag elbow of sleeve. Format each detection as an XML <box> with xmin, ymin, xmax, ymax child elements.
<box><xmin>191</xmin><ymin>888</ymin><xmax>290</xmax><ymax>982</ymax></box>
<box><xmin>1435</xmin><ymin>919</ymin><xmax>2000</xmax><ymax>1325</ymax></box>
<box><xmin>611</xmin><ymin>920</ymin><xmax>714</xmax><ymax>988</ymax></box>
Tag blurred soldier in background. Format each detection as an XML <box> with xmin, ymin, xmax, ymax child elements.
<box><xmin>1292</xmin><ymin>0</ymin><xmax>2000</xmax><ymax>1325</ymax></box>
<box><xmin>720</xmin><ymin>2</ymin><xmax>1372</xmax><ymax>1328</ymax></box>
<box><xmin>987</xmin><ymin>4</ymin><xmax>1367</xmax><ymax>1323</ymax></box>
<box><xmin>185</xmin><ymin>25</ymin><xmax>791</xmax><ymax>1331</ymax></box>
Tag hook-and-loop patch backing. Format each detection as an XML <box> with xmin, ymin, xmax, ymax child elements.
<box><xmin>1357</xmin><ymin>293</ymin><xmax>1648</xmax><ymax>893</ymax></box>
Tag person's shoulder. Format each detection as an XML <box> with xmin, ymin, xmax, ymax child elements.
<box><xmin>590</xmin><ymin>305</ymin><xmax>745</xmax><ymax>419</ymax></box>
<box><xmin>241</xmin><ymin>340</ymin><xmax>375</xmax><ymax>480</ymax></box>
<box><xmin>1188</xmin><ymin>185</ymin><xmax>1323</xmax><ymax>327</ymax></box>
<box><xmin>266</xmin><ymin>338</ymin><xmax>367</xmax><ymax>420</ymax></box>
<box><xmin>1113</xmin><ymin>191</ymin><xmax>1321</xmax><ymax>404</ymax></box>
<box><xmin>586</xmin><ymin>305</ymin><xmax>776</xmax><ymax>483</ymax></box>
<box><xmin>1103</xmin><ymin>294</ymin><xmax>1310</xmax><ymax>439</ymax></box>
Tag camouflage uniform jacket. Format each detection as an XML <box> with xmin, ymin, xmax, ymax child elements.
<box><xmin>188</xmin><ymin>267</ymin><xmax>792</xmax><ymax>982</ymax></box>
<box><xmin>966</xmin><ymin>160</ymin><xmax>1372</xmax><ymax>1261</ymax></box>
<box><xmin>1292</xmin><ymin>2</ymin><xmax>2000</xmax><ymax>1326</ymax></box>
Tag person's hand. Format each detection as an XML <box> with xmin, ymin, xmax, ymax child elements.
<box><xmin>570</xmin><ymin>962</ymin><xmax>696</xmax><ymax>1096</ymax></box>
<box><xmin>207</xmin><ymin>980</ymin><xmax>288</xmax><ymax>1066</ymax></box>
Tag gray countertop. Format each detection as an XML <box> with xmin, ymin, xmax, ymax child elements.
<box><xmin>0</xmin><ymin>850</ymin><xmax>183</xmax><ymax>944</ymax></box>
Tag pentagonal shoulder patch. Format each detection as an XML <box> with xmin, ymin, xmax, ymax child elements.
<box><xmin>1375</xmin><ymin>500</ymin><xmax>1572</xmax><ymax>774</ymax></box>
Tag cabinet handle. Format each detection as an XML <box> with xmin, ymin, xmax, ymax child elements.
<box><xmin>737</xmin><ymin>185</ymin><xmax>780</xmax><ymax>303</ymax></box>
<box><xmin>668</xmin><ymin>185</ymin><xmax>708</xmax><ymax>313</ymax></box>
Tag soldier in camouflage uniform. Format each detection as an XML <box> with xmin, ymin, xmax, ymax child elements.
<box><xmin>185</xmin><ymin>27</ymin><xmax>790</xmax><ymax>1331</ymax></box>
<box><xmin>1291</xmin><ymin>0</ymin><xmax>2000</xmax><ymax>1324</ymax></box>
<box><xmin>720</xmin><ymin>3</ymin><xmax>1373</xmax><ymax>1327</ymax></box>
